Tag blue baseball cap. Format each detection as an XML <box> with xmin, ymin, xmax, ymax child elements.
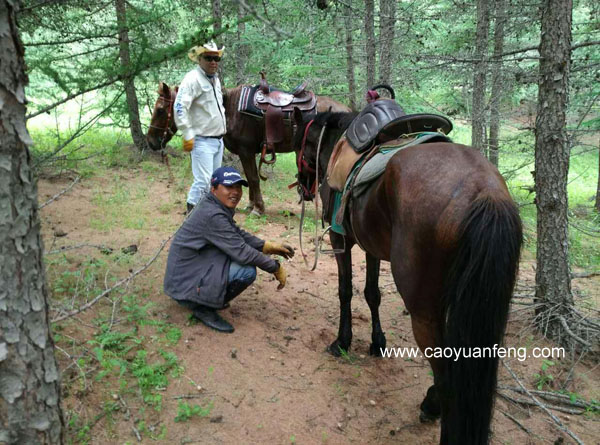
<box><xmin>211</xmin><ymin>166</ymin><xmax>249</xmax><ymax>187</ymax></box>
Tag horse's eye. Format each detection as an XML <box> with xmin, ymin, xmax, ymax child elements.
<box><xmin>156</xmin><ymin>108</ymin><xmax>166</xmax><ymax>115</ymax></box>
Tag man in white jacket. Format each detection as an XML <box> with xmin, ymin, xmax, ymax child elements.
<box><xmin>174</xmin><ymin>41</ymin><xmax>227</xmax><ymax>213</ymax></box>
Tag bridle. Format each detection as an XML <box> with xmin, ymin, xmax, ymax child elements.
<box><xmin>297</xmin><ymin>119</ymin><xmax>319</xmax><ymax>200</ymax></box>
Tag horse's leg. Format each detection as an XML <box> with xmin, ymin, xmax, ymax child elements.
<box><xmin>238</xmin><ymin>151</ymin><xmax>263</xmax><ymax>214</ymax></box>
<box><xmin>390</xmin><ymin>238</ymin><xmax>444</xmax><ymax>424</ymax></box>
<box><xmin>327</xmin><ymin>231</ymin><xmax>354</xmax><ymax>356</ymax></box>
<box><xmin>411</xmin><ymin>315</ymin><xmax>443</xmax><ymax>423</ymax></box>
<box><xmin>364</xmin><ymin>253</ymin><xmax>386</xmax><ymax>356</ymax></box>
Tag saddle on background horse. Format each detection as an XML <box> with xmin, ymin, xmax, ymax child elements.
<box><xmin>238</xmin><ymin>73</ymin><xmax>317</xmax><ymax>176</ymax></box>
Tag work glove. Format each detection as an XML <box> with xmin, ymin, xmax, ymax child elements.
<box><xmin>273</xmin><ymin>263</ymin><xmax>287</xmax><ymax>290</ymax></box>
<box><xmin>263</xmin><ymin>241</ymin><xmax>295</xmax><ymax>259</ymax></box>
<box><xmin>183</xmin><ymin>138</ymin><xmax>194</xmax><ymax>152</ymax></box>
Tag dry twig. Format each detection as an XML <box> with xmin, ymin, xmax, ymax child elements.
<box><xmin>38</xmin><ymin>176</ymin><xmax>80</xmax><ymax>209</ymax></box>
<box><xmin>51</xmin><ymin>236</ymin><xmax>172</xmax><ymax>323</ymax></box>
<box><xmin>502</xmin><ymin>360</ymin><xmax>584</xmax><ymax>445</ymax></box>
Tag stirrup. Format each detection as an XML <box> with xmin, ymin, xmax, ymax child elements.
<box><xmin>319</xmin><ymin>226</ymin><xmax>346</xmax><ymax>254</ymax></box>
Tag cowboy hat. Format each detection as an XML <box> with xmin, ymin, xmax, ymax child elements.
<box><xmin>188</xmin><ymin>41</ymin><xmax>225</xmax><ymax>62</ymax></box>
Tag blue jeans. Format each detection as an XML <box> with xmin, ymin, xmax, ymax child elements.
<box><xmin>187</xmin><ymin>136</ymin><xmax>224</xmax><ymax>206</ymax></box>
<box><xmin>225</xmin><ymin>261</ymin><xmax>257</xmax><ymax>302</ymax></box>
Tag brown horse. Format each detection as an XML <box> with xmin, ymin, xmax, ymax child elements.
<box><xmin>146</xmin><ymin>82</ymin><xmax>350</xmax><ymax>214</ymax></box>
<box><xmin>292</xmin><ymin>109</ymin><xmax>522</xmax><ymax>444</ymax></box>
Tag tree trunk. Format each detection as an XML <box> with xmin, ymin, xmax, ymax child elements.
<box><xmin>0</xmin><ymin>1</ymin><xmax>64</xmax><ymax>443</ymax></box>
<box><xmin>488</xmin><ymin>0</ymin><xmax>507</xmax><ymax>168</ymax></box>
<box><xmin>534</xmin><ymin>0</ymin><xmax>574</xmax><ymax>337</ymax></box>
<box><xmin>115</xmin><ymin>0</ymin><xmax>148</xmax><ymax>152</ymax></box>
<box><xmin>211</xmin><ymin>0</ymin><xmax>222</xmax><ymax>44</ymax></box>
<box><xmin>471</xmin><ymin>0</ymin><xmax>490</xmax><ymax>155</ymax></box>
<box><xmin>365</xmin><ymin>0</ymin><xmax>376</xmax><ymax>89</ymax></box>
<box><xmin>596</xmin><ymin>141</ymin><xmax>600</xmax><ymax>213</ymax></box>
<box><xmin>378</xmin><ymin>0</ymin><xmax>396</xmax><ymax>85</ymax></box>
<box><xmin>344</xmin><ymin>0</ymin><xmax>357</xmax><ymax>111</ymax></box>
<box><xmin>236</xmin><ymin>1</ymin><xmax>247</xmax><ymax>85</ymax></box>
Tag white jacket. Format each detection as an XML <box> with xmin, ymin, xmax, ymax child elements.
<box><xmin>174</xmin><ymin>67</ymin><xmax>226</xmax><ymax>141</ymax></box>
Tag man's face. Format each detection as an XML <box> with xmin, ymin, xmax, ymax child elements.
<box><xmin>211</xmin><ymin>184</ymin><xmax>242</xmax><ymax>209</ymax></box>
<box><xmin>199</xmin><ymin>52</ymin><xmax>220</xmax><ymax>76</ymax></box>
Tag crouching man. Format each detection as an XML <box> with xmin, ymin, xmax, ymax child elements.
<box><xmin>164</xmin><ymin>166</ymin><xmax>294</xmax><ymax>333</ymax></box>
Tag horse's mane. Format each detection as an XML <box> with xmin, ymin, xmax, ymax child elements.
<box><xmin>313</xmin><ymin>111</ymin><xmax>358</xmax><ymax>130</ymax></box>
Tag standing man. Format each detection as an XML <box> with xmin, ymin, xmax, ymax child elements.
<box><xmin>164</xmin><ymin>166</ymin><xmax>294</xmax><ymax>333</ymax></box>
<box><xmin>174</xmin><ymin>41</ymin><xmax>227</xmax><ymax>214</ymax></box>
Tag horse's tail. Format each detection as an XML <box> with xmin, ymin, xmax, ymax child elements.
<box><xmin>441</xmin><ymin>193</ymin><xmax>522</xmax><ymax>444</ymax></box>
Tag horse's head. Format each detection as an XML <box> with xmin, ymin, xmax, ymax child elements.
<box><xmin>292</xmin><ymin>107</ymin><xmax>357</xmax><ymax>202</ymax></box>
<box><xmin>146</xmin><ymin>82</ymin><xmax>178</xmax><ymax>151</ymax></box>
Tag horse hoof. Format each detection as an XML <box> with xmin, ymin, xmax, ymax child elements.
<box><xmin>369</xmin><ymin>343</ymin><xmax>384</xmax><ymax>357</ymax></box>
<box><xmin>326</xmin><ymin>342</ymin><xmax>347</xmax><ymax>357</ymax></box>
<box><xmin>419</xmin><ymin>410</ymin><xmax>440</xmax><ymax>423</ymax></box>
<box><xmin>250</xmin><ymin>208</ymin><xmax>262</xmax><ymax>216</ymax></box>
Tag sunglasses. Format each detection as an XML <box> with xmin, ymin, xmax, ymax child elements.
<box><xmin>202</xmin><ymin>55</ymin><xmax>221</xmax><ymax>62</ymax></box>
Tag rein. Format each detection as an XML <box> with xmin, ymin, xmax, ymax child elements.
<box><xmin>298</xmin><ymin>122</ymin><xmax>327</xmax><ymax>271</ymax></box>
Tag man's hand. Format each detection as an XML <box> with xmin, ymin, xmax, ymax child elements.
<box><xmin>263</xmin><ymin>241</ymin><xmax>295</xmax><ymax>259</ymax></box>
<box><xmin>273</xmin><ymin>264</ymin><xmax>287</xmax><ymax>290</ymax></box>
<box><xmin>183</xmin><ymin>139</ymin><xmax>194</xmax><ymax>152</ymax></box>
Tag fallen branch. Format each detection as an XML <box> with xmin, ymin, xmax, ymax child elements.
<box><xmin>45</xmin><ymin>243</ymin><xmax>112</xmax><ymax>255</ymax></box>
<box><xmin>498</xmin><ymin>409</ymin><xmax>533</xmax><ymax>435</ymax></box>
<box><xmin>51</xmin><ymin>236</ymin><xmax>172</xmax><ymax>323</ymax></box>
<box><xmin>498</xmin><ymin>391</ymin><xmax>584</xmax><ymax>415</ymax></box>
<box><xmin>38</xmin><ymin>176</ymin><xmax>80</xmax><ymax>209</ymax></box>
<box><xmin>572</xmin><ymin>271</ymin><xmax>600</xmax><ymax>279</ymax></box>
<box><xmin>502</xmin><ymin>360</ymin><xmax>585</xmax><ymax>445</ymax></box>
<box><xmin>498</xmin><ymin>384</ymin><xmax>595</xmax><ymax>411</ymax></box>
<box><xmin>558</xmin><ymin>315</ymin><xmax>592</xmax><ymax>349</ymax></box>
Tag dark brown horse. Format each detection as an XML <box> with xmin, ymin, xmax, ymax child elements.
<box><xmin>146</xmin><ymin>82</ymin><xmax>350</xmax><ymax>214</ymax></box>
<box><xmin>292</xmin><ymin>109</ymin><xmax>522</xmax><ymax>444</ymax></box>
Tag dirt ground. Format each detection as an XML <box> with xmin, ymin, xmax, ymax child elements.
<box><xmin>38</xmin><ymin>166</ymin><xmax>599</xmax><ymax>445</ymax></box>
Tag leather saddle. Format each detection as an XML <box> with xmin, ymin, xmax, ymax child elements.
<box><xmin>254</xmin><ymin>72</ymin><xmax>316</xmax><ymax>112</ymax></box>
<box><xmin>346</xmin><ymin>99</ymin><xmax>453</xmax><ymax>153</ymax></box>
<box><xmin>253</xmin><ymin>72</ymin><xmax>317</xmax><ymax>175</ymax></box>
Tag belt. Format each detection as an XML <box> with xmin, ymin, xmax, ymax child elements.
<box><xmin>202</xmin><ymin>135</ymin><xmax>224</xmax><ymax>139</ymax></box>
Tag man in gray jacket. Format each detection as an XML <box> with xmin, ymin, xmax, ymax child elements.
<box><xmin>164</xmin><ymin>166</ymin><xmax>293</xmax><ymax>333</ymax></box>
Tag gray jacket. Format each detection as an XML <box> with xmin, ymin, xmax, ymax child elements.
<box><xmin>164</xmin><ymin>193</ymin><xmax>279</xmax><ymax>308</ymax></box>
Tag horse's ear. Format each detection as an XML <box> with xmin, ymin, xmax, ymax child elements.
<box><xmin>293</xmin><ymin>107</ymin><xmax>303</xmax><ymax>127</ymax></box>
<box><xmin>158</xmin><ymin>82</ymin><xmax>170</xmax><ymax>96</ymax></box>
<box><xmin>327</xmin><ymin>106</ymin><xmax>332</xmax><ymax>113</ymax></box>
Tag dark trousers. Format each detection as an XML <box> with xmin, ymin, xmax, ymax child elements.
<box><xmin>178</xmin><ymin>261</ymin><xmax>257</xmax><ymax>310</ymax></box>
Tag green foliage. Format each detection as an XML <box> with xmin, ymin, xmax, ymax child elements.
<box><xmin>174</xmin><ymin>400</ymin><xmax>214</xmax><ymax>422</ymax></box>
<box><xmin>533</xmin><ymin>359</ymin><xmax>556</xmax><ymax>390</ymax></box>
<box><xmin>243</xmin><ymin>213</ymin><xmax>268</xmax><ymax>232</ymax></box>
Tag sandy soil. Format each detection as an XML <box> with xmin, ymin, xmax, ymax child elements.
<box><xmin>39</xmin><ymin>165</ymin><xmax>599</xmax><ymax>445</ymax></box>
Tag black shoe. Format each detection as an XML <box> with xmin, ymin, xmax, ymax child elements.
<box><xmin>193</xmin><ymin>306</ymin><xmax>234</xmax><ymax>333</ymax></box>
<box><xmin>186</xmin><ymin>202</ymin><xmax>194</xmax><ymax>215</ymax></box>
<box><xmin>217</xmin><ymin>302</ymin><xmax>230</xmax><ymax>310</ymax></box>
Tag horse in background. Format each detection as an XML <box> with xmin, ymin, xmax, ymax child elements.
<box><xmin>146</xmin><ymin>81</ymin><xmax>350</xmax><ymax>214</ymax></box>
<box><xmin>292</xmin><ymin>106</ymin><xmax>522</xmax><ymax>444</ymax></box>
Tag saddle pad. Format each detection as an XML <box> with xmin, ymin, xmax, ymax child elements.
<box><xmin>352</xmin><ymin>133</ymin><xmax>451</xmax><ymax>198</ymax></box>
<box><xmin>326</xmin><ymin>135</ymin><xmax>363</xmax><ymax>192</ymax></box>
<box><xmin>238</xmin><ymin>85</ymin><xmax>263</xmax><ymax>117</ymax></box>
